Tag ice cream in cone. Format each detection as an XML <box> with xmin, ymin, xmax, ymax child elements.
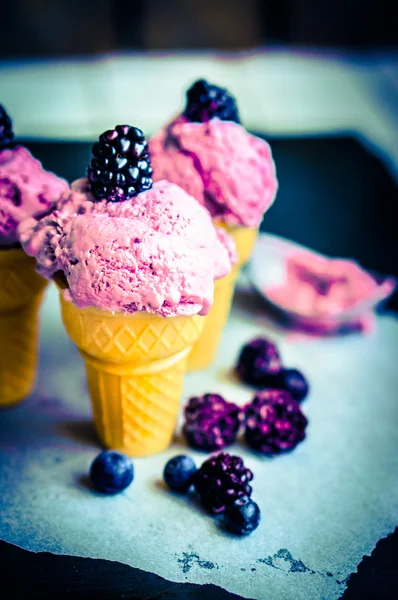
<box><xmin>149</xmin><ymin>80</ymin><xmax>277</xmax><ymax>369</ymax></box>
<box><xmin>187</xmin><ymin>224</ymin><xmax>257</xmax><ymax>370</ymax></box>
<box><xmin>59</xmin><ymin>294</ymin><xmax>204</xmax><ymax>455</ymax></box>
<box><xmin>0</xmin><ymin>104</ymin><xmax>68</xmax><ymax>405</ymax></box>
<box><xmin>0</xmin><ymin>249</ymin><xmax>47</xmax><ymax>406</ymax></box>
<box><xmin>20</xmin><ymin>124</ymin><xmax>235</xmax><ymax>455</ymax></box>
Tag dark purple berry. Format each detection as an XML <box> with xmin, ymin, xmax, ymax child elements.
<box><xmin>87</xmin><ymin>125</ymin><xmax>153</xmax><ymax>202</ymax></box>
<box><xmin>116</xmin><ymin>124</ymin><xmax>131</xmax><ymax>137</ymax></box>
<box><xmin>130</xmin><ymin>142</ymin><xmax>147</xmax><ymax>158</ymax></box>
<box><xmin>183</xmin><ymin>393</ymin><xmax>243</xmax><ymax>452</ymax></box>
<box><xmin>114</xmin><ymin>173</ymin><xmax>126</xmax><ymax>186</ymax></box>
<box><xmin>193</xmin><ymin>452</ymin><xmax>253</xmax><ymax>514</ymax></box>
<box><xmin>92</xmin><ymin>142</ymin><xmax>115</xmax><ymax>158</ymax></box>
<box><xmin>223</xmin><ymin>497</ymin><xmax>261</xmax><ymax>535</ymax></box>
<box><xmin>110</xmin><ymin>156</ymin><xmax>128</xmax><ymax>171</ymax></box>
<box><xmin>127</xmin><ymin>166</ymin><xmax>140</xmax><ymax>182</ymax></box>
<box><xmin>89</xmin><ymin>450</ymin><xmax>134</xmax><ymax>494</ymax></box>
<box><xmin>280</xmin><ymin>369</ymin><xmax>309</xmax><ymax>402</ymax></box>
<box><xmin>163</xmin><ymin>455</ymin><xmax>197</xmax><ymax>493</ymax></box>
<box><xmin>184</xmin><ymin>79</ymin><xmax>241</xmax><ymax>124</ymax></box>
<box><xmin>0</xmin><ymin>105</ymin><xmax>15</xmax><ymax>149</ymax></box>
<box><xmin>245</xmin><ymin>389</ymin><xmax>308</xmax><ymax>455</ymax></box>
<box><xmin>236</xmin><ymin>337</ymin><xmax>282</xmax><ymax>387</ymax></box>
<box><xmin>100</xmin><ymin>129</ymin><xmax>118</xmax><ymax>143</ymax></box>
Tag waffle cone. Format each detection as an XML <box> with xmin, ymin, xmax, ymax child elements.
<box><xmin>0</xmin><ymin>248</ymin><xmax>47</xmax><ymax>406</ymax></box>
<box><xmin>187</xmin><ymin>224</ymin><xmax>258</xmax><ymax>371</ymax></box>
<box><xmin>59</xmin><ymin>293</ymin><xmax>205</xmax><ymax>456</ymax></box>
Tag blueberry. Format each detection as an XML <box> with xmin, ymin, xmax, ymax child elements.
<box><xmin>281</xmin><ymin>368</ymin><xmax>309</xmax><ymax>402</ymax></box>
<box><xmin>163</xmin><ymin>455</ymin><xmax>197</xmax><ymax>493</ymax></box>
<box><xmin>89</xmin><ymin>450</ymin><xmax>134</xmax><ymax>494</ymax></box>
<box><xmin>223</xmin><ymin>497</ymin><xmax>261</xmax><ymax>535</ymax></box>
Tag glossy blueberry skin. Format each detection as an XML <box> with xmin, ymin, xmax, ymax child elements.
<box><xmin>163</xmin><ymin>455</ymin><xmax>197</xmax><ymax>493</ymax></box>
<box><xmin>281</xmin><ymin>368</ymin><xmax>309</xmax><ymax>402</ymax></box>
<box><xmin>89</xmin><ymin>450</ymin><xmax>134</xmax><ymax>494</ymax></box>
<box><xmin>223</xmin><ymin>497</ymin><xmax>261</xmax><ymax>535</ymax></box>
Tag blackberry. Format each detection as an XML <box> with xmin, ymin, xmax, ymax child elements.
<box><xmin>0</xmin><ymin>105</ymin><xmax>14</xmax><ymax>149</ymax></box>
<box><xmin>245</xmin><ymin>389</ymin><xmax>308</xmax><ymax>455</ymax></box>
<box><xmin>184</xmin><ymin>79</ymin><xmax>241</xmax><ymax>124</ymax></box>
<box><xmin>236</xmin><ymin>337</ymin><xmax>282</xmax><ymax>387</ymax></box>
<box><xmin>183</xmin><ymin>393</ymin><xmax>243</xmax><ymax>452</ymax></box>
<box><xmin>193</xmin><ymin>452</ymin><xmax>253</xmax><ymax>514</ymax></box>
<box><xmin>87</xmin><ymin>125</ymin><xmax>153</xmax><ymax>202</ymax></box>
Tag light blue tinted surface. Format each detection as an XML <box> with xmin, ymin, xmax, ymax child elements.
<box><xmin>0</xmin><ymin>283</ymin><xmax>397</xmax><ymax>600</ymax></box>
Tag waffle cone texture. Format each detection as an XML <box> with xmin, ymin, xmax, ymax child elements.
<box><xmin>0</xmin><ymin>248</ymin><xmax>47</xmax><ymax>407</ymax></box>
<box><xmin>59</xmin><ymin>293</ymin><xmax>205</xmax><ymax>456</ymax></box>
<box><xmin>187</xmin><ymin>224</ymin><xmax>258</xmax><ymax>371</ymax></box>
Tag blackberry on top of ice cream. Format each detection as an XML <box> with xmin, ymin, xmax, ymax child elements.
<box><xmin>0</xmin><ymin>105</ymin><xmax>15</xmax><ymax>149</ymax></box>
<box><xmin>184</xmin><ymin>79</ymin><xmax>241</xmax><ymax>124</ymax></box>
<box><xmin>87</xmin><ymin>125</ymin><xmax>153</xmax><ymax>202</ymax></box>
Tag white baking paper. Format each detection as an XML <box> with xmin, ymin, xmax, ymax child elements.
<box><xmin>1</xmin><ymin>282</ymin><xmax>397</xmax><ymax>600</ymax></box>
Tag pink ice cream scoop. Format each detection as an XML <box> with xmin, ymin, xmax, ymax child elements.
<box><xmin>19</xmin><ymin>179</ymin><xmax>237</xmax><ymax>318</ymax></box>
<box><xmin>149</xmin><ymin>80</ymin><xmax>278</xmax><ymax>228</ymax></box>
<box><xmin>268</xmin><ymin>252</ymin><xmax>391</xmax><ymax>318</ymax></box>
<box><xmin>0</xmin><ymin>146</ymin><xmax>68</xmax><ymax>246</ymax></box>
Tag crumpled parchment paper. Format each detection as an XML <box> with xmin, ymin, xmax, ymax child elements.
<box><xmin>1</xmin><ymin>283</ymin><xmax>397</xmax><ymax>600</ymax></box>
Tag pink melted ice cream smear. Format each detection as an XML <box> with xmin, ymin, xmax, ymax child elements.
<box><xmin>19</xmin><ymin>179</ymin><xmax>237</xmax><ymax>318</ymax></box>
<box><xmin>149</xmin><ymin>116</ymin><xmax>278</xmax><ymax>228</ymax></box>
<box><xmin>267</xmin><ymin>251</ymin><xmax>395</xmax><ymax>318</ymax></box>
<box><xmin>0</xmin><ymin>146</ymin><xmax>68</xmax><ymax>246</ymax></box>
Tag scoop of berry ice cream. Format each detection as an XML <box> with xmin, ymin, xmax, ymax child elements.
<box><xmin>150</xmin><ymin>116</ymin><xmax>277</xmax><ymax>229</ymax></box>
<box><xmin>267</xmin><ymin>251</ymin><xmax>389</xmax><ymax>317</ymax></box>
<box><xmin>19</xmin><ymin>179</ymin><xmax>237</xmax><ymax>317</ymax></box>
<box><xmin>0</xmin><ymin>146</ymin><xmax>68</xmax><ymax>246</ymax></box>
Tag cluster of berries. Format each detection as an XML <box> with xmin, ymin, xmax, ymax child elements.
<box><xmin>87</xmin><ymin>449</ymin><xmax>260</xmax><ymax>536</ymax></box>
<box><xmin>163</xmin><ymin>453</ymin><xmax>260</xmax><ymax>536</ymax></box>
<box><xmin>182</xmin><ymin>337</ymin><xmax>309</xmax><ymax>456</ymax></box>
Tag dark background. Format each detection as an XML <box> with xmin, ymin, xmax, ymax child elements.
<box><xmin>1</xmin><ymin>0</ymin><xmax>397</xmax><ymax>305</ymax></box>
<box><xmin>0</xmin><ymin>0</ymin><xmax>397</xmax><ymax>57</ymax></box>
